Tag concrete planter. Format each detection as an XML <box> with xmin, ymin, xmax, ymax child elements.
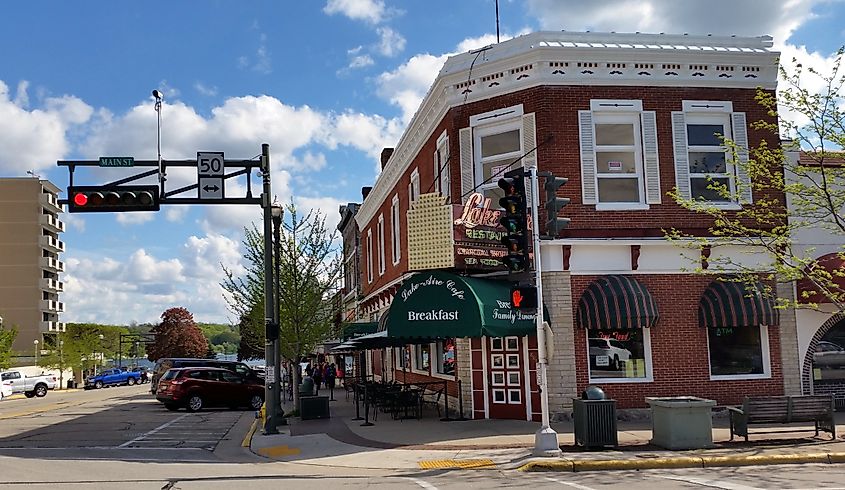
<box><xmin>646</xmin><ymin>396</ymin><xmax>716</xmax><ymax>450</ymax></box>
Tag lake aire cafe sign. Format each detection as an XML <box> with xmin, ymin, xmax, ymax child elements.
<box><xmin>452</xmin><ymin>192</ymin><xmax>533</xmax><ymax>272</ymax></box>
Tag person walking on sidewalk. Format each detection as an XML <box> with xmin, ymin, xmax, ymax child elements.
<box><xmin>312</xmin><ymin>363</ymin><xmax>322</xmax><ymax>394</ymax></box>
<box><xmin>326</xmin><ymin>363</ymin><xmax>336</xmax><ymax>391</ymax></box>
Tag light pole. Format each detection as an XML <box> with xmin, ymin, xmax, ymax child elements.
<box><xmin>260</xmin><ymin>143</ymin><xmax>279</xmax><ymax>435</ymax></box>
<box><xmin>152</xmin><ymin>89</ymin><xmax>164</xmax><ymax>194</ymax></box>
<box><xmin>59</xmin><ymin>339</ymin><xmax>64</xmax><ymax>390</ymax></box>
<box><xmin>271</xmin><ymin>204</ymin><xmax>284</xmax><ymax>421</ymax></box>
<box><xmin>98</xmin><ymin>334</ymin><xmax>104</xmax><ymax>374</ymax></box>
<box><xmin>33</xmin><ymin>339</ymin><xmax>39</xmax><ymax>365</ymax></box>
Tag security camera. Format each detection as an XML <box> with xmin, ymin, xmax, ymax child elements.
<box><xmin>152</xmin><ymin>90</ymin><xmax>163</xmax><ymax>99</ymax></box>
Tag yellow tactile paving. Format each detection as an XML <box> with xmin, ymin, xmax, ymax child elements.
<box><xmin>256</xmin><ymin>445</ymin><xmax>302</xmax><ymax>457</ymax></box>
<box><xmin>418</xmin><ymin>459</ymin><xmax>496</xmax><ymax>469</ymax></box>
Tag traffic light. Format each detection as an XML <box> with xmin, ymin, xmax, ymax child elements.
<box><xmin>544</xmin><ymin>175</ymin><xmax>570</xmax><ymax>238</ymax></box>
<box><xmin>68</xmin><ymin>185</ymin><xmax>160</xmax><ymax>213</ymax></box>
<box><xmin>511</xmin><ymin>284</ymin><xmax>538</xmax><ymax>310</ymax></box>
<box><xmin>498</xmin><ymin>168</ymin><xmax>530</xmax><ymax>276</ymax></box>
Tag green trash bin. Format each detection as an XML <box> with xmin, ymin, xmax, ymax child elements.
<box><xmin>299</xmin><ymin>376</ymin><xmax>314</xmax><ymax>398</ymax></box>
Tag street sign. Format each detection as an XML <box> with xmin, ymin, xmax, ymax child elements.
<box><xmin>197</xmin><ymin>152</ymin><xmax>225</xmax><ymax>199</ymax></box>
<box><xmin>99</xmin><ymin>157</ymin><xmax>134</xmax><ymax>167</ymax></box>
<box><xmin>199</xmin><ymin>177</ymin><xmax>224</xmax><ymax>199</ymax></box>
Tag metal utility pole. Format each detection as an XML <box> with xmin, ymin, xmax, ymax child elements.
<box><xmin>528</xmin><ymin>167</ymin><xmax>561</xmax><ymax>457</ymax></box>
<box><xmin>271</xmin><ymin>204</ymin><xmax>284</xmax><ymax>423</ymax></box>
<box><xmin>261</xmin><ymin>143</ymin><xmax>279</xmax><ymax>435</ymax></box>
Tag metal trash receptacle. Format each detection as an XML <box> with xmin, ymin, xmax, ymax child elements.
<box><xmin>573</xmin><ymin>398</ymin><xmax>618</xmax><ymax>449</ymax></box>
<box><xmin>300</xmin><ymin>395</ymin><xmax>330</xmax><ymax>420</ymax></box>
<box><xmin>299</xmin><ymin>376</ymin><xmax>315</xmax><ymax>397</ymax></box>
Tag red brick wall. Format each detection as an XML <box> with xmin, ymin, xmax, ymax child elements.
<box><xmin>571</xmin><ymin>274</ymin><xmax>784</xmax><ymax>409</ymax></box>
<box><xmin>359</xmin><ymin>84</ymin><xmax>781</xmax><ymax>298</ymax></box>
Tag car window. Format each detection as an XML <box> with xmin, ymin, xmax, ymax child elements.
<box><xmin>186</xmin><ymin>370</ymin><xmax>207</xmax><ymax>379</ymax></box>
<box><xmin>1</xmin><ymin>373</ymin><xmax>10</xmax><ymax>381</ymax></box>
<box><xmin>589</xmin><ymin>339</ymin><xmax>607</xmax><ymax>348</ymax></box>
<box><xmin>220</xmin><ymin>371</ymin><xmax>242</xmax><ymax>383</ymax></box>
<box><xmin>233</xmin><ymin>364</ymin><xmax>251</xmax><ymax>377</ymax></box>
<box><xmin>161</xmin><ymin>369</ymin><xmax>180</xmax><ymax>380</ymax></box>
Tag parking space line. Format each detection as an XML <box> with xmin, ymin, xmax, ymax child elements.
<box><xmin>544</xmin><ymin>477</ymin><xmax>597</xmax><ymax>490</ymax></box>
<box><xmin>118</xmin><ymin>413</ymin><xmax>190</xmax><ymax>448</ymax></box>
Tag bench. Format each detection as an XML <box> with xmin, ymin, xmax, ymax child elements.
<box><xmin>727</xmin><ymin>395</ymin><xmax>836</xmax><ymax>441</ymax></box>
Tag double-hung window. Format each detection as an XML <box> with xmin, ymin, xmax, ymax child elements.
<box><xmin>409</xmin><ymin>168</ymin><xmax>420</xmax><ymax>204</ymax></box>
<box><xmin>433</xmin><ymin>131</ymin><xmax>450</xmax><ymax>200</ymax></box>
<box><xmin>672</xmin><ymin>101</ymin><xmax>751</xmax><ymax>205</ymax></box>
<box><xmin>377</xmin><ymin>214</ymin><xmax>385</xmax><ymax>275</ymax></box>
<box><xmin>579</xmin><ymin>100</ymin><xmax>660</xmax><ymax>208</ymax></box>
<box><xmin>390</xmin><ymin>195</ymin><xmax>400</xmax><ymax>265</ymax></box>
<box><xmin>366</xmin><ymin>229</ymin><xmax>373</xmax><ymax>284</ymax></box>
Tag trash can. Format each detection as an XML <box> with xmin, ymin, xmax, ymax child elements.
<box><xmin>573</xmin><ymin>386</ymin><xmax>618</xmax><ymax>449</ymax></box>
<box><xmin>299</xmin><ymin>376</ymin><xmax>315</xmax><ymax>398</ymax></box>
<box><xmin>300</xmin><ymin>395</ymin><xmax>331</xmax><ymax>420</ymax></box>
<box><xmin>646</xmin><ymin>396</ymin><xmax>716</xmax><ymax>449</ymax></box>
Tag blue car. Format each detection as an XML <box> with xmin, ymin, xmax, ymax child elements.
<box><xmin>85</xmin><ymin>368</ymin><xmax>142</xmax><ymax>389</ymax></box>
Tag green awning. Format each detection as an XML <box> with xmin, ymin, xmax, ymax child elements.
<box><xmin>341</xmin><ymin>321</ymin><xmax>379</xmax><ymax>340</ymax></box>
<box><xmin>384</xmin><ymin>271</ymin><xmax>540</xmax><ymax>339</ymax></box>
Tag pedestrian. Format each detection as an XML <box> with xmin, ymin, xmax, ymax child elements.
<box><xmin>326</xmin><ymin>363</ymin><xmax>336</xmax><ymax>391</ymax></box>
<box><xmin>312</xmin><ymin>363</ymin><xmax>322</xmax><ymax>393</ymax></box>
<box><xmin>305</xmin><ymin>362</ymin><xmax>313</xmax><ymax>377</ymax></box>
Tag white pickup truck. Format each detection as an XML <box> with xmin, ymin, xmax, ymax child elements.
<box><xmin>0</xmin><ymin>370</ymin><xmax>57</xmax><ymax>398</ymax></box>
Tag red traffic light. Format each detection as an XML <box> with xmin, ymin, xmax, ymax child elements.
<box><xmin>511</xmin><ymin>285</ymin><xmax>538</xmax><ymax>310</ymax></box>
<box><xmin>73</xmin><ymin>193</ymin><xmax>88</xmax><ymax>207</ymax></box>
<box><xmin>67</xmin><ymin>186</ymin><xmax>159</xmax><ymax>213</ymax></box>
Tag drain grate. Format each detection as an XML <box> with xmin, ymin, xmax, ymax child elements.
<box><xmin>418</xmin><ymin>459</ymin><xmax>496</xmax><ymax>469</ymax></box>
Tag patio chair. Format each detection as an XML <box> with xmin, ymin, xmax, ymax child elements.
<box><xmin>420</xmin><ymin>386</ymin><xmax>444</xmax><ymax>418</ymax></box>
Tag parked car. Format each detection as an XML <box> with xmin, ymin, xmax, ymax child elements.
<box><xmin>130</xmin><ymin>366</ymin><xmax>150</xmax><ymax>383</ymax></box>
<box><xmin>155</xmin><ymin>367</ymin><xmax>264</xmax><ymax>412</ymax></box>
<box><xmin>85</xmin><ymin>368</ymin><xmax>141</xmax><ymax>389</ymax></box>
<box><xmin>589</xmin><ymin>338</ymin><xmax>632</xmax><ymax>371</ymax></box>
<box><xmin>0</xmin><ymin>382</ymin><xmax>11</xmax><ymax>399</ymax></box>
<box><xmin>0</xmin><ymin>370</ymin><xmax>57</xmax><ymax>398</ymax></box>
<box><xmin>814</xmin><ymin>341</ymin><xmax>845</xmax><ymax>368</ymax></box>
<box><xmin>150</xmin><ymin>358</ymin><xmax>262</xmax><ymax>394</ymax></box>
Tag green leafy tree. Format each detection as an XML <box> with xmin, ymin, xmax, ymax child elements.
<box><xmin>222</xmin><ymin>200</ymin><xmax>342</xmax><ymax>409</ymax></box>
<box><xmin>0</xmin><ymin>324</ymin><xmax>18</xmax><ymax>370</ymax></box>
<box><xmin>668</xmin><ymin>47</ymin><xmax>845</xmax><ymax>309</ymax></box>
<box><xmin>145</xmin><ymin>307</ymin><xmax>209</xmax><ymax>361</ymax></box>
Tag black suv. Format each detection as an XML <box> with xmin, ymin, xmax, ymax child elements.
<box><xmin>150</xmin><ymin>358</ymin><xmax>261</xmax><ymax>394</ymax></box>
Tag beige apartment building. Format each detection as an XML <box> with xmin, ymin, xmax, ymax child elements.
<box><xmin>0</xmin><ymin>178</ymin><xmax>65</xmax><ymax>354</ymax></box>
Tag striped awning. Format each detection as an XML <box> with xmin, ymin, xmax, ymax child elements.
<box><xmin>698</xmin><ymin>280</ymin><xmax>778</xmax><ymax>328</ymax></box>
<box><xmin>577</xmin><ymin>275</ymin><xmax>659</xmax><ymax>330</ymax></box>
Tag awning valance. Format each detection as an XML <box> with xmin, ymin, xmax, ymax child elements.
<box><xmin>577</xmin><ymin>275</ymin><xmax>659</xmax><ymax>330</ymax></box>
<box><xmin>384</xmin><ymin>271</ymin><xmax>540</xmax><ymax>339</ymax></box>
<box><xmin>698</xmin><ymin>280</ymin><xmax>777</xmax><ymax>328</ymax></box>
<box><xmin>341</xmin><ymin>321</ymin><xmax>379</xmax><ymax>340</ymax></box>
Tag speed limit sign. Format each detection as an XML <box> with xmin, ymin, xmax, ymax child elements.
<box><xmin>197</xmin><ymin>152</ymin><xmax>225</xmax><ymax>199</ymax></box>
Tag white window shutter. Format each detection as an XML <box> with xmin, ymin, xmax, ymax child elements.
<box><xmin>408</xmin><ymin>182</ymin><xmax>412</xmax><ymax>205</ymax></box>
<box><xmin>731</xmin><ymin>112</ymin><xmax>752</xmax><ymax>204</ymax></box>
<box><xmin>433</xmin><ymin>151</ymin><xmax>440</xmax><ymax>195</ymax></box>
<box><xmin>671</xmin><ymin>111</ymin><xmax>691</xmax><ymax>201</ymax></box>
<box><xmin>459</xmin><ymin>127</ymin><xmax>474</xmax><ymax>203</ymax></box>
<box><xmin>522</xmin><ymin>113</ymin><xmax>537</xmax><ymax>205</ymax></box>
<box><xmin>641</xmin><ymin>111</ymin><xmax>661</xmax><ymax>204</ymax></box>
<box><xmin>578</xmin><ymin>110</ymin><xmax>597</xmax><ymax>204</ymax></box>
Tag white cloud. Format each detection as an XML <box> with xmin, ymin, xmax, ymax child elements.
<box><xmin>296</xmin><ymin>196</ymin><xmax>345</xmax><ymax>232</ymax></box>
<box><xmin>194</xmin><ymin>82</ymin><xmax>218</xmax><ymax>97</ymax></box>
<box><xmin>0</xmin><ymin>81</ymin><xmax>93</xmax><ymax>175</ymax></box>
<box><xmin>321</xmin><ymin>110</ymin><xmax>403</xmax><ymax>166</ymax></box>
<box><xmin>115</xmin><ymin>211</ymin><xmax>156</xmax><ymax>225</ymax></box>
<box><xmin>376</xmin><ymin>26</ymin><xmax>406</xmax><ymax>57</ymax></box>
<box><xmin>126</xmin><ymin>249</ymin><xmax>185</xmax><ymax>284</ymax></box>
<box><xmin>375</xmin><ymin>53</ymin><xmax>448</xmax><ymax>124</ymax></box>
<box><xmin>324</xmin><ymin>0</ymin><xmax>386</xmax><ymax>24</ymax></box>
<box><xmin>164</xmin><ymin>206</ymin><xmax>190</xmax><ymax>223</ymax></box>
<box><xmin>348</xmin><ymin>54</ymin><xmax>375</xmax><ymax>70</ymax></box>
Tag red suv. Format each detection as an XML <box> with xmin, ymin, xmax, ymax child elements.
<box><xmin>156</xmin><ymin>367</ymin><xmax>264</xmax><ymax>412</ymax></box>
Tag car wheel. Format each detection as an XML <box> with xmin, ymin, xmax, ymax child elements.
<box><xmin>127</xmin><ymin>377</ymin><xmax>136</xmax><ymax>386</ymax></box>
<box><xmin>186</xmin><ymin>394</ymin><xmax>204</xmax><ymax>412</ymax></box>
<box><xmin>164</xmin><ymin>404</ymin><xmax>180</xmax><ymax>411</ymax></box>
<box><xmin>24</xmin><ymin>391</ymin><xmax>35</xmax><ymax>398</ymax></box>
<box><xmin>248</xmin><ymin>394</ymin><xmax>264</xmax><ymax>410</ymax></box>
<box><xmin>34</xmin><ymin>384</ymin><xmax>47</xmax><ymax>397</ymax></box>
<box><xmin>95</xmin><ymin>381</ymin><xmax>103</xmax><ymax>389</ymax></box>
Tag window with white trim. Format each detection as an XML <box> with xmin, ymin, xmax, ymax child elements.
<box><xmin>673</xmin><ymin>100</ymin><xmax>750</xmax><ymax>205</ymax></box>
<box><xmin>390</xmin><ymin>195</ymin><xmax>400</xmax><ymax>265</ymax></box>
<box><xmin>474</xmin><ymin>120</ymin><xmax>522</xmax><ymax>205</ymax></box>
<box><xmin>377</xmin><ymin>214</ymin><xmax>385</xmax><ymax>275</ymax></box>
<box><xmin>587</xmin><ymin>329</ymin><xmax>653</xmax><ymax>383</ymax></box>
<box><xmin>434</xmin><ymin>338</ymin><xmax>455</xmax><ymax>376</ymax></box>
<box><xmin>434</xmin><ymin>131</ymin><xmax>450</xmax><ymax>200</ymax></box>
<box><xmin>409</xmin><ymin>168</ymin><xmax>420</xmax><ymax>203</ymax></box>
<box><xmin>579</xmin><ymin>100</ymin><xmax>661</xmax><ymax>209</ymax></box>
<box><xmin>366</xmin><ymin>229</ymin><xmax>373</xmax><ymax>284</ymax></box>
<box><xmin>395</xmin><ymin>346</ymin><xmax>409</xmax><ymax>368</ymax></box>
<box><xmin>413</xmin><ymin>343</ymin><xmax>430</xmax><ymax>372</ymax></box>
<box><xmin>708</xmin><ymin>326</ymin><xmax>771</xmax><ymax>379</ymax></box>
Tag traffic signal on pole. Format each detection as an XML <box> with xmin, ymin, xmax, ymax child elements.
<box><xmin>544</xmin><ymin>175</ymin><xmax>570</xmax><ymax>238</ymax></box>
<box><xmin>68</xmin><ymin>185</ymin><xmax>160</xmax><ymax>213</ymax></box>
<box><xmin>498</xmin><ymin>168</ymin><xmax>530</xmax><ymax>276</ymax></box>
<box><xmin>511</xmin><ymin>284</ymin><xmax>538</xmax><ymax>310</ymax></box>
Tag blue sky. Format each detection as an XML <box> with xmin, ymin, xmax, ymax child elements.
<box><xmin>0</xmin><ymin>0</ymin><xmax>842</xmax><ymax>325</ymax></box>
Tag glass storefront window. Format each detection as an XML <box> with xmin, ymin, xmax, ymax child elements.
<box><xmin>708</xmin><ymin>326</ymin><xmax>767</xmax><ymax>377</ymax></box>
<box><xmin>812</xmin><ymin>324</ymin><xmax>845</xmax><ymax>383</ymax></box>
<box><xmin>435</xmin><ymin>339</ymin><xmax>456</xmax><ymax>376</ymax></box>
<box><xmin>395</xmin><ymin>346</ymin><xmax>409</xmax><ymax>368</ymax></box>
<box><xmin>414</xmin><ymin>344</ymin><xmax>430</xmax><ymax>371</ymax></box>
<box><xmin>587</xmin><ymin>329</ymin><xmax>650</xmax><ymax>381</ymax></box>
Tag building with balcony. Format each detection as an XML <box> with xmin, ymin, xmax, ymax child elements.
<box><xmin>0</xmin><ymin>178</ymin><xmax>66</xmax><ymax>353</ymax></box>
<box><xmin>349</xmin><ymin>31</ymin><xmax>799</xmax><ymax>420</ymax></box>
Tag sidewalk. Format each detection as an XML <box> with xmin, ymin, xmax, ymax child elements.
<box><xmin>248</xmin><ymin>388</ymin><xmax>845</xmax><ymax>472</ymax></box>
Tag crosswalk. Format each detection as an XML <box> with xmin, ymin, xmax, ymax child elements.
<box><xmin>118</xmin><ymin>410</ymin><xmax>241</xmax><ymax>450</ymax></box>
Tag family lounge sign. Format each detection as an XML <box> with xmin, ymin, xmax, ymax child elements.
<box><xmin>385</xmin><ymin>271</ymin><xmax>537</xmax><ymax>339</ymax></box>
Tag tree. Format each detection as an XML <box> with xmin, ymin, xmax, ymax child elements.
<box><xmin>668</xmin><ymin>47</ymin><xmax>845</xmax><ymax>309</ymax></box>
<box><xmin>145</xmin><ymin>307</ymin><xmax>208</xmax><ymax>361</ymax></box>
<box><xmin>222</xmin><ymin>200</ymin><xmax>342</xmax><ymax>410</ymax></box>
<box><xmin>0</xmin><ymin>324</ymin><xmax>17</xmax><ymax>370</ymax></box>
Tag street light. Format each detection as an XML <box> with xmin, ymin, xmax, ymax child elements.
<box><xmin>98</xmin><ymin>334</ymin><xmax>104</xmax><ymax>374</ymax></box>
<box><xmin>33</xmin><ymin>339</ymin><xmax>39</xmax><ymax>365</ymax></box>
<box><xmin>271</xmin><ymin>204</ymin><xmax>284</xmax><ymax>422</ymax></box>
<box><xmin>59</xmin><ymin>339</ymin><xmax>64</xmax><ymax>390</ymax></box>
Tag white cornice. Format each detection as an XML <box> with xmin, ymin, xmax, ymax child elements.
<box><xmin>356</xmin><ymin>31</ymin><xmax>779</xmax><ymax>229</ymax></box>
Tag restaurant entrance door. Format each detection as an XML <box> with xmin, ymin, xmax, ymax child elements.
<box><xmin>487</xmin><ymin>336</ymin><xmax>527</xmax><ymax>419</ymax></box>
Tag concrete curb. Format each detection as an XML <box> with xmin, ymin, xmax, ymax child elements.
<box><xmin>519</xmin><ymin>452</ymin><xmax>845</xmax><ymax>472</ymax></box>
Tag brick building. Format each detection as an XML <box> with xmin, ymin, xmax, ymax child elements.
<box><xmin>344</xmin><ymin>31</ymin><xmax>800</xmax><ymax>420</ymax></box>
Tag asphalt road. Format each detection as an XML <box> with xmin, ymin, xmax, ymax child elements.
<box><xmin>2</xmin><ymin>386</ymin><xmax>845</xmax><ymax>488</ymax></box>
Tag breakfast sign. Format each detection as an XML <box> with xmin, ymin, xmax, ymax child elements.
<box><xmin>452</xmin><ymin>192</ymin><xmax>533</xmax><ymax>272</ymax></box>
